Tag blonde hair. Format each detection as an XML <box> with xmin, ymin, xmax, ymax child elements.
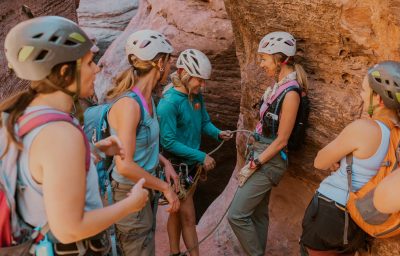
<box><xmin>107</xmin><ymin>53</ymin><xmax>166</xmax><ymax>99</ymax></box>
<box><xmin>171</xmin><ymin>70</ymin><xmax>195</xmax><ymax>101</ymax></box>
<box><xmin>273</xmin><ymin>53</ymin><xmax>308</xmax><ymax>93</ymax></box>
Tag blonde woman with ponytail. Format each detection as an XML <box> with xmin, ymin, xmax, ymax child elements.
<box><xmin>106</xmin><ymin>30</ymin><xmax>180</xmax><ymax>256</ymax></box>
<box><xmin>1</xmin><ymin>16</ymin><xmax>149</xmax><ymax>254</ymax></box>
<box><xmin>227</xmin><ymin>31</ymin><xmax>308</xmax><ymax>256</ymax></box>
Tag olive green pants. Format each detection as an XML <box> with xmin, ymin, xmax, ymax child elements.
<box><xmin>228</xmin><ymin>140</ymin><xmax>287</xmax><ymax>256</ymax></box>
<box><xmin>112</xmin><ymin>181</ymin><xmax>155</xmax><ymax>256</ymax></box>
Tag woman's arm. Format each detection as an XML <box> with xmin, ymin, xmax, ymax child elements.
<box><xmin>257</xmin><ymin>91</ymin><xmax>300</xmax><ymax>164</ymax></box>
<box><xmin>157</xmin><ymin>100</ymin><xmax>206</xmax><ymax>163</ymax></box>
<box><xmin>159</xmin><ymin>154</ymin><xmax>179</xmax><ymax>192</ymax></box>
<box><xmin>109</xmin><ymin>97</ymin><xmax>179</xmax><ymax>212</ymax></box>
<box><xmin>314</xmin><ymin>119</ymin><xmax>380</xmax><ymax>170</ymax></box>
<box><xmin>32</xmin><ymin>122</ymin><xmax>149</xmax><ymax>244</ymax></box>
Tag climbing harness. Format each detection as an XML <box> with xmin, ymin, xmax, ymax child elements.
<box><xmin>167</xmin><ymin>129</ymin><xmax>254</xmax><ymax>255</ymax></box>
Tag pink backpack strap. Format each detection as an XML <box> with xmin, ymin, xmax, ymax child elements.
<box><xmin>17</xmin><ymin>109</ymin><xmax>90</xmax><ymax>172</ymax></box>
<box><xmin>266</xmin><ymin>80</ymin><xmax>300</xmax><ymax>105</ymax></box>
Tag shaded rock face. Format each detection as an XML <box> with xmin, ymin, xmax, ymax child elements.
<box><xmin>94</xmin><ymin>0</ymin><xmax>241</xmax><ymax>222</ymax></box>
<box><xmin>0</xmin><ymin>0</ymin><xmax>79</xmax><ymax>100</ymax></box>
<box><xmin>202</xmin><ymin>0</ymin><xmax>400</xmax><ymax>255</ymax></box>
<box><xmin>77</xmin><ymin>0</ymin><xmax>139</xmax><ymax>61</ymax></box>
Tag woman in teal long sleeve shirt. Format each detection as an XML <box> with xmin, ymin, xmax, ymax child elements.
<box><xmin>157</xmin><ymin>49</ymin><xmax>232</xmax><ymax>256</ymax></box>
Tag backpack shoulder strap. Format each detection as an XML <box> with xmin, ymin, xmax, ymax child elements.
<box><xmin>17</xmin><ymin>109</ymin><xmax>91</xmax><ymax>172</ymax></box>
<box><xmin>267</xmin><ymin>80</ymin><xmax>300</xmax><ymax>105</ymax></box>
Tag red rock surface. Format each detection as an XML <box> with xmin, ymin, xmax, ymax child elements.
<box><xmin>223</xmin><ymin>0</ymin><xmax>400</xmax><ymax>255</ymax></box>
<box><xmin>0</xmin><ymin>0</ymin><xmax>79</xmax><ymax>100</ymax></box>
<box><xmin>77</xmin><ymin>0</ymin><xmax>139</xmax><ymax>60</ymax></box>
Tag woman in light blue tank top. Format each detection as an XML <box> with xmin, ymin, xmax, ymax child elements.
<box><xmin>1</xmin><ymin>16</ymin><xmax>149</xmax><ymax>255</ymax></box>
<box><xmin>106</xmin><ymin>30</ymin><xmax>180</xmax><ymax>256</ymax></box>
<box><xmin>301</xmin><ymin>61</ymin><xmax>400</xmax><ymax>255</ymax></box>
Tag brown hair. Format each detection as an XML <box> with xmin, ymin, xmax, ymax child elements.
<box><xmin>273</xmin><ymin>53</ymin><xmax>308</xmax><ymax>93</ymax></box>
<box><xmin>106</xmin><ymin>53</ymin><xmax>167</xmax><ymax>99</ymax></box>
<box><xmin>0</xmin><ymin>62</ymin><xmax>76</xmax><ymax>158</ymax></box>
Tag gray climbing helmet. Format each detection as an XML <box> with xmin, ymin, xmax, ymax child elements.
<box><xmin>4</xmin><ymin>16</ymin><xmax>93</xmax><ymax>81</ymax></box>
<box><xmin>368</xmin><ymin>61</ymin><xmax>400</xmax><ymax>109</ymax></box>
<box><xmin>258</xmin><ymin>31</ymin><xmax>296</xmax><ymax>57</ymax></box>
<box><xmin>176</xmin><ymin>49</ymin><xmax>212</xmax><ymax>79</ymax></box>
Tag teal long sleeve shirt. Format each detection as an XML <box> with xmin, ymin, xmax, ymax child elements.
<box><xmin>157</xmin><ymin>87</ymin><xmax>221</xmax><ymax>165</ymax></box>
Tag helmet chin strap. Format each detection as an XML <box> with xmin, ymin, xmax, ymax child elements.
<box><xmin>368</xmin><ymin>91</ymin><xmax>376</xmax><ymax>117</ymax></box>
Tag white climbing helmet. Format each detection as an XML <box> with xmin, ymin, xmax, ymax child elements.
<box><xmin>125</xmin><ymin>29</ymin><xmax>173</xmax><ymax>61</ymax></box>
<box><xmin>258</xmin><ymin>31</ymin><xmax>296</xmax><ymax>57</ymax></box>
<box><xmin>176</xmin><ymin>49</ymin><xmax>212</xmax><ymax>79</ymax></box>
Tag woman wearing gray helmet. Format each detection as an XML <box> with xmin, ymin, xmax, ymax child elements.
<box><xmin>227</xmin><ymin>31</ymin><xmax>308</xmax><ymax>256</ymax></box>
<box><xmin>300</xmin><ymin>61</ymin><xmax>400</xmax><ymax>255</ymax></box>
<box><xmin>1</xmin><ymin>16</ymin><xmax>149</xmax><ymax>254</ymax></box>
<box><xmin>157</xmin><ymin>48</ymin><xmax>233</xmax><ymax>256</ymax></box>
<box><xmin>106</xmin><ymin>29</ymin><xmax>180</xmax><ymax>256</ymax></box>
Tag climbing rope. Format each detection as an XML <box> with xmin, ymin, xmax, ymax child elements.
<box><xmin>177</xmin><ymin>129</ymin><xmax>254</xmax><ymax>255</ymax></box>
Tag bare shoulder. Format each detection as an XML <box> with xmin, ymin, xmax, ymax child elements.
<box><xmin>32</xmin><ymin>121</ymin><xmax>85</xmax><ymax>154</ymax></box>
<box><xmin>344</xmin><ymin>118</ymin><xmax>380</xmax><ymax>135</ymax></box>
<box><xmin>111</xmin><ymin>97</ymin><xmax>140</xmax><ymax>113</ymax></box>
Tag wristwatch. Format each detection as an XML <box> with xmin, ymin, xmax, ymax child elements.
<box><xmin>251</xmin><ymin>158</ymin><xmax>262</xmax><ymax>169</ymax></box>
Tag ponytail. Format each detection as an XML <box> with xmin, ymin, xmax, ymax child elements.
<box><xmin>0</xmin><ymin>89</ymin><xmax>37</xmax><ymax>158</ymax></box>
<box><xmin>0</xmin><ymin>61</ymin><xmax>76</xmax><ymax>158</ymax></box>
<box><xmin>107</xmin><ymin>67</ymin><xmax>136</xmax><ymax>99</ymax></box>
<box><xmin>294</xmin><ymin>63</ymin><xmax>309</xmax><ymax>93</ymax></box>
<box><xmin>274</xmin><ymin>53</ymin><xmax>309</xmax><ymax>93</ymax></box>
<box><xmin>107</xmin><ymin>53</ymin><xmax>167</xmax><ymax>100</ymax></box>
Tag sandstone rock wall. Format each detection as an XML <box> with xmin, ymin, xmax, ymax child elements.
<box><xmin>77</xmin><ymin>0</ymin><xmax>139</xmax><ymax>61</ymax></box>
<box><xmin>211</xmin><ymin>0</ymin><xmax>400</xmax><ymax>255</ymax></box>
<box><xmin>0</xmin><ymin>0</ymin><xmax>79</xmax><ymax>100</ymax></box>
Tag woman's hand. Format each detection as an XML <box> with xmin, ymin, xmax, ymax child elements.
<box><xmin>219</xmin><ymin>130</ymin><xmax>234</xmax><ymax>141</ymax></box>
<box><xmin>94</xmin><ymin>135</ymin><xmax>125</xmax><ymax>159</ymax></box>
<box><xmin>126</xmin><ymin>178</ymin><xmax>149</xmax><ymax>212</ymax></box>
<box><xmin>203</xmin><ymin>154</ymin><xmax>216</xmax><ymax>171</ymax></box>
<box><xmin>328</xmin><ymin>162</ymin><xmax>340</xmax><ymax>172</ymax></box>
<box><xmin>162</xmin><ymin>186</ymin><xmax>180</xmax><ymax>213</ymax></box>
<box><xmin>164</xmin><ymin>162</ymin><xmax>179</xmax><ymax>193</ymax></box>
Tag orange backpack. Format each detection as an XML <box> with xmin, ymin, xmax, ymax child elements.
<box><xmin>346</xmin><ymin>117</ymin><xmax>400</xmax><ymax>238</ymax></box>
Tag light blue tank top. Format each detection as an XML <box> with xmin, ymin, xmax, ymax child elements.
<box><xmin>110</xmin><ymin>97</ymin><xmax>160</xmax><ymax>185</ymax></box>
<box><xmin>17</xmin><ymin>106</ymin><xmax>103</xmax><ymax>227</ymax></box>
<box><xmin>318</xmin><ymin>121</ymin><xmax>390</xmax><ymax>206</ymax></box>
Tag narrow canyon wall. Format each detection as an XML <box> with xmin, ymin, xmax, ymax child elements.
<box><xmin>77</xmin><ymin>0</ymin><xmax>139</xmax><ymax>61</ymax></box>
<box><xmin>0</xmin><ymin>0</ymin><xmax>79</xmax><ymax>100</ymax></box>
<box><xmin>209</xmin><ymin>0</ymin><xmax>400</xmax><ymax>255</ymax></box>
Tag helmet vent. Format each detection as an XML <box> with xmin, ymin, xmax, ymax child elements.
<box><xmin>192</xmin><ymin>57</ymin><xmax>199</xmax><ymax>67</ymax></box>
<box><xmin>277</xmin><ymin>38</ymin><xmax>282</xmax><ymax>41</ymax></box>
<box><xmin>193</xmin><ymin>66</ymin><xmax>201</xmax><ymax>76</ymax></box>
<box><xmin>394</xmin><ymin>82</ymin><xmax>399</xmax><ymax>87</ymax></box>
<box><xmin>50</xmin><ymin>35</ymin><xmax>59</xmax><ymax>43</ymax></box>
<box><xmin>64</xmin><ymin>39</ymin><xmax>78</xmax><ymax>46</ymax></box>
<box><xmin>140</xmin><ymin>40</ymin><xmax>151</xmax><ymax>48</ymax></box>
<box><xmin>385</xmin><ymin>80</ymin><xmax>390</xmax><ymax>85</ymax></box>
<box><xmin>150</xmin><ymin>36</ymin><xmax>157</xmax><ymax>39</ymax></box>
<box><xmin>262</xmin><ymin>41</ymin><xmax>269</xmax><ymax>48</ymax></box>
<box><xmin>183</xmin><ymin>53</ymin><xmax>189</xmax><ymax>62</ymax></box>
<box><xmin>284</xmin><ymin>40</ymin><xmax>294</xmax><ymax>46</ymax></box>
<box><xmin>185</xmin><ymin>64</ymin><xmax>194</xmax><ymax>74</ymax></box>
<box><xmin>35</xmin><ymin>50</ymin><xmax>49</xmax><ymax>61</ymax></box>
<box><xmin>133</xmin><ymin>40</ymin><xmax>138</xmax><ymax>45</ymax></box>
<box><xmin>387</xmin><ymin>91</ymin><xmax>394</xmax><ymax>100</ymax></box>
<box><xmin>189</xmin><ymin>50</ymin><xmax>195</xmax><ymax>55</ymax></box>
<box><xmin>33</xmin><ymin>33</ymin><xmax>43</xmax><ymax>39</ymax></box>
<box><xmin>374</xmin><ymin>77</ymin><xmax>382</xmax><ymax>83</ymax></box>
